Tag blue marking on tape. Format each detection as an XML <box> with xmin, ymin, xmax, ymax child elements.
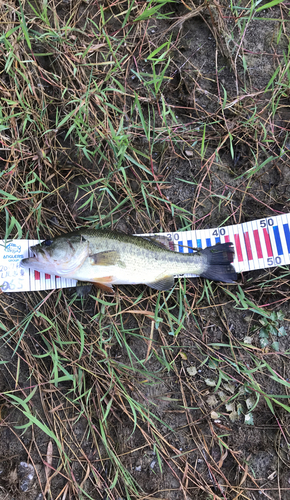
<box><xmin>283</xmin><ymin>223</ymin><xmax>290</xmax><ymax>253</ymax></box>
<box><xmin>178</xmin><ymin>241</ymin><xmax>184</xmax><ymax>253</ymax></box>
<box><xmin>197</xmin><ymin>238</ymin><xmax>202</xmax><ymax>248</ymax></box>
<box><xmin>206</xmin><ymin>238</ymin><xmax>211</xmax><ymax>247</ymax></box>
<box><xmin>187</xmin><ymin>240</ymin><xmax>194</xmax><ymax>253</ymax></box>
<box><xmin>273</xmin><ymin>225</ymin><xmax>283</xmax><ymax>255</ymax></box>
<box><xmin>215</xmin><ymin>237</ymin><xmax>220</xmax><ymax>244</ymax></box>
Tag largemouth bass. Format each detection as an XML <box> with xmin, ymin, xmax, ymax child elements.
<box><xmin>21</xmin><ymin>229</ymin><xmax>237</xmax><ymax>291</ymax></box>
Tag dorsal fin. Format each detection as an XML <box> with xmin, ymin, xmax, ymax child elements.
<box><xmin>139</xmin><ymin>235</ymin><xmax>172</xmax><ymax>251</ymax></box>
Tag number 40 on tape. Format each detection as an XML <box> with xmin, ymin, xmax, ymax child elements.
<box><xmin>169</xmin><ymin>213</ymin><xmax>290</xmax><ymax>274</ymax></box>
<box><xmin>0</xmin><ymin>214</ymin><xmax>289</xmax><ymax>293</ymax></box>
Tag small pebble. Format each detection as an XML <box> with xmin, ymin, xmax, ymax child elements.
<box><xmin>18</xmin><ymin>462</ymin><xmax>35</xmax><ymax>492</ymax></box>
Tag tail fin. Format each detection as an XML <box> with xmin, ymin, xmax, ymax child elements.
<box><xmin>200</xmin><ymin>242</ymin><xmax>237</xmax><ymax>283</ymax></box>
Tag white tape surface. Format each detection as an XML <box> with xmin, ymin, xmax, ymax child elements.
<box><xmin>0</xmin><ymin>240</ymin><xmax>77</xmax><ymax>292</ymax></box>
<box><xmin>1</xmin><ymin>214</ymin><xmax>289</xmax><ymax>292</ymax></box>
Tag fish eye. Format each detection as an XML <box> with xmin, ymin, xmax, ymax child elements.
<box><xmin>42</xmin><ymin>239</ymin><xmax>54</xmax><ymax>247</ymax></box>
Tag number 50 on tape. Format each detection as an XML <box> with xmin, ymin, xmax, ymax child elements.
<box><xmin>0</xmin><ymin>214</ymin><xmax>289</xmax><ymax>292</ymax></box>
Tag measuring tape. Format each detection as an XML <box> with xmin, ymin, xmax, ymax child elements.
<box><xmin>0</xmin><ymin>214</ymin><xmax>289</xmax><ymax>292</ymax></box>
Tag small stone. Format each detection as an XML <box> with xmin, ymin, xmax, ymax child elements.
<box><xmin>186</xmin><ymin>366</ymin><xmax>197</xmax><ymax>376</ymax></box>
<box><xmin>229</xmin><ymin>410</ymin><xmax>239</xmax><ymax>422</ymax></box>
<box><xmin>18</xmin><ymin>462</ymin><xmax>35</xmax><ymax>492</ymax></box>
<box><xmin>267</xmin><ymin>471</ymin><xmax>276</xmax><ymax>481</ymax></box>
<box><xmin>244</xmin><ymin>413</ymin><xmax>254</xmax><ymax>425</ymax></box>
<box><xmin>205</xmin><ymin>378</ymin><xmax>216</xmax><ymax>387</ymax></box>
<box><xmin>246</xmin><ymin>397</ymin><xmax>255</xmax><ymax>410</ymax></box>
<box><xmin>218</xmin><ymin>390</ymin><xmax>227</xmax><ymax>402</ymax></box>
<box><xmin>207</xmin><ymin>395</ymin><xmax>218</xmax><ymax>407</ymax></box>
<box><xmin>223</xmin><ymin>383</ymin><xmax>235</xmax><ymax>394</ymax></box>
<box><xmin>225</xmin><ymin>402</ymin><xmax>235</xmax><ymax>412</ymax></box>
<box><xmin>238</xmin><ymin>386</ymin><xmax>245</xmax><ymax>396</ymax></box>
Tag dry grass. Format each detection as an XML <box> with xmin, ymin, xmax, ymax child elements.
<box><xmin>0</xmin><ymin>1</ymin><xmax>290</xmax><ymax>499</ymax></box>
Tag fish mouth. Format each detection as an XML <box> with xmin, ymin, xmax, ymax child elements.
<box><xmin>21</xmin><ymin>256</ymin><xmax>40</xmax><ymax>267</ymax></box>
<box><xmin>21</xmin><ymin>248</ymin><xmax>47</xmax><ymax>267</ymax></box>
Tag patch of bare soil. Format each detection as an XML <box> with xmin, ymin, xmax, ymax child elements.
<box><xmin>1</xmin><ymin>2</ymin><xmax>290</xmax><ymax>499</ymax></box>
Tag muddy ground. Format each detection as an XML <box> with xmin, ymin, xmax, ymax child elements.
<box><xmin>1</xmin><ymin>1</ymin><xmax>290</xmax><ymax>500</ymax></box>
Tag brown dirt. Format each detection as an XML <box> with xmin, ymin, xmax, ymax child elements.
<box><xmin>1</xmin><ymin>1</ymin><xmax>290</xmax><ymax>499</ymax></box>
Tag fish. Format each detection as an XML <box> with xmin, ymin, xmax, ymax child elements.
<box><xmin>20</xmin><ymin>229</ymin><xmax>237</xmax><ymax>291</ymax></box>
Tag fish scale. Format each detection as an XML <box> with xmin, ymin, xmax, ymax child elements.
<box><xmin>0</xmin><ymin>213</ymin><xmax>289</xmax><ymax>292</ymax></box>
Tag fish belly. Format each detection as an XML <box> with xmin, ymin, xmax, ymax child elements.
<box><xmin>71</xmin><ymin>255</ymin><xmax>175</xmax><ymax>286</ymax></box>
<box><xmin>67</xmin><ymin>245</ymin><xmax>204</xmax><ymax>286</ymax></box>
<box><xmin>83</xmin><ymin>265</ymin><xmax>166</xmax><ymax>286</ymax></box>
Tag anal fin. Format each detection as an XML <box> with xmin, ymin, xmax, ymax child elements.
<box><xmin>146</xmin><ymin>274</ymin><xmax>175</xmax><ymax>291</ymax></box>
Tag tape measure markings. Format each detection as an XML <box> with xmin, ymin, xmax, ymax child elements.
<box><xmin>1</xmin><ymin>214</ymin><xmax>290</xmax><ymax>292</ymax></box>
<box><xmin>173</xmin><ymin>214</ymin><xmax>290</xmax><ymax>275</ymax></box>
<box><xmin>276</xmin><ymin>215</ymin><xmax>287</xmax><ymax>261</ymax></box>
<box><xmin>247</xmin><ymin>220</ymin><xmax>260</xmax><ymax>270</ymax></box>
<box><xmin>243</xmin><ymin>226</ymin><xmax>252</xmax><ymax>262</ymax></box>
<box><xmin>282</xmin><ymin>214</ymin><xmax>290</xmax><ymax>253</ymax></box>
<box><xmin>31</xmin><ymin>214</ymin><xmax>290</xmax><ymax>280</ymax></box>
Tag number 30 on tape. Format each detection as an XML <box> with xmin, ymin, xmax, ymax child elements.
<box><xmin>0</xmin><ymin>214</ymin><xmax>290</xmax><ymax>292</ymax></box>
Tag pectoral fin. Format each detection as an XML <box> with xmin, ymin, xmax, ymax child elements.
<box><xmin>91</xmin><ymin>276</ymin><xmax>115</xmax><ymax>293</ymax></box>
<box><xmin>91</xmin><ymin>276</ymin><xmax>114</xmax><ymax>284</ymax></box>
<box><xmin>89</xmin><ymin>251</ymin><xmax>119</xmax><ymax>266</ymax></box>
<box><xmin>146</xmin><ymin>274</ymin><xmax>175</xmax><ymax>291</ymax></box>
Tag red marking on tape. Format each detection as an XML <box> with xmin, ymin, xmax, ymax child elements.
<box><xmin>253</xmin><ymin>229</ymin><xmax>263</xmax><ymax>258</ymax></box>
<box><xmin>55</xmin><ymin>276</ymin><xmax>60</xmax><ymax>279</ymax></box>
<box><xmin>263</xmin><ymin>228</ymin><xmax>273</xmax><ymax>257</ymax></box>
<box><xmin>225</xmin><ymin>235</ymin><xmax>230</xmax><ymax>243</ymax></box>
<box><xmin>234</xmin><ymin>234</ymin><xmax>243</xmax><ymax>262</ymax></box>
<box><xmin>34</xmin><ymin>271</ymin><xmax>40</xmax><ymax>280</ymax></box>
<box><xmin>45</xmin><ymin>274</ymin><xmax>51</xmax><ymax>279</ymax></box>
<box><xmin>169</xmin><ymin>241</ymin><xmax>175</xmax><ymax>251</ymax></box>
<box><xmin>244</xmin><ymin>232</ymin><xmax>253</xmax><ymax>261</ymax></box>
